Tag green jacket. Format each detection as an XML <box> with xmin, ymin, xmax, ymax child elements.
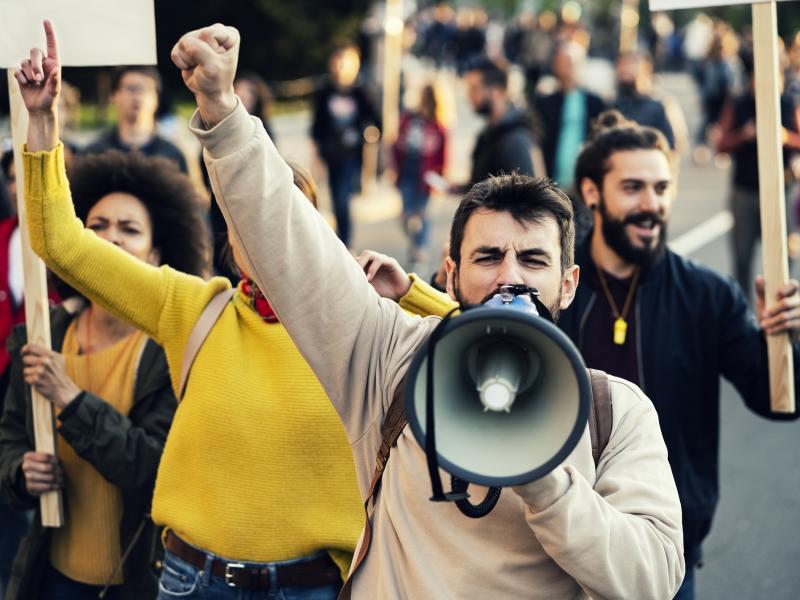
<box><xmin>0</xmin><ymin>302</ymin><xmax>177</xmax><ymax>599</ymax></box>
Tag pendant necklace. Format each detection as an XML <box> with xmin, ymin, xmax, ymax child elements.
<box><xmin>597</xmin><ymin>266</ymin><xmax>641</xmax><ymax>345</ymax></box>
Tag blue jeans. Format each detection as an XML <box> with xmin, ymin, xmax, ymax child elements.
<box><xmin>156</xmin><ymin>550</ymin><xmax>341</xmax><ymax>600</ymax></box>
<box><xmin>40</xmin><ymin>563</ymin><xmax>121</xmax><ymax>600</ymax></box>
<box><xmin>327</xmin><ymin>158</ymin><xmax>361</xmax><ymax>248</ymax></box>
<box><xmin>673</xmin><ymin>565</ymin><xmax>695</xmax><ymax>600</ymax></box>
<box><xmin>398</xmin><ymin>172</ymin><xmax>430</xmax><ymax>256</ymax></box>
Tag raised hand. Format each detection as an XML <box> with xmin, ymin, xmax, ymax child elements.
<box><xmin>171</xmin><ymin>23</ymin><xmax>240</xmax><ymax>127</ymax></box>
<box><xmin>14</xmin><ymin>20</ymin><xmax>61</xmax><ymax>115</ymax></box>
<box><xmin>357</xmin><ymin>250</ymin><xmax>412</xmax><ymax>302</ymax></box>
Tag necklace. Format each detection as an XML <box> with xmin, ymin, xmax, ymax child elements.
<box><xmin>596</xmin><ymin>266</ymin><xmax>641</xmax><ymax>345</ymax></box>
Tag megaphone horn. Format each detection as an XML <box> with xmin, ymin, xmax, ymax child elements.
<box><xmin>405</xmin><ymin>288</ymin><xmax>591</xmax><ymax>518</ymax></box>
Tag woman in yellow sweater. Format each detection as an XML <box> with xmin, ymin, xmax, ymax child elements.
<box><xmin>0</xmin><ymin>149</ymin><xmax>208</xmax><ymax>600</ymax></box>
<box><xmin>15</xmin><ymin>21</ymin><xmax>362</xmax><ymax>600</ymax></box>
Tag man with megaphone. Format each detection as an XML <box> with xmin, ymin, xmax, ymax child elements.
<box><xmin>170</xmin><ymin>24</ymin><xmax>684</xmax><ymax>599</ymax></box>
<box><xmin>393</xmin><ymin>111</ymin><xmax>800</xmax><ymax>600</ymax></box>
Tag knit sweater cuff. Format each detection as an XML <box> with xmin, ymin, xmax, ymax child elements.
<box><xmin>190</xmin><ymin>98</ymin><xmax>256</xmax><ymax>159</ymax></box>
<box><xmin>399</xmin><ymin>273</ymin><xmax>457</xmax><ymax>318</ymax></box>
<box><xmin>23</xmin><ymin>142</ymin><xmax>67</xmax><ymax>199</ymax></box>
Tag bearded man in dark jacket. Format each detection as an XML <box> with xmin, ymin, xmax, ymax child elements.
<box><xmin>560</xmin><ymin>111</ymin><xmax>800</xmax><ymax>600</ymax></box>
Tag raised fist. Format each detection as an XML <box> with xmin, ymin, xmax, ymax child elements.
<box><xmin>14</xmin><ymin>20</ymin><xmax>61</xmax><ymax>115</ymax></box>
<box><xmin>171</xmin><ymin>23</ymin><xmax>240</xmax><ymax>126</ymax></box>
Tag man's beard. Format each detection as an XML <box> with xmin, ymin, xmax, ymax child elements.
<box><xmin>454</xmin><ymin>279</ymin><xmax>563</xmax><ymax>322</ymax></box>
<box><xmin>598</xmin><ymin>193</ymin><xmax>667</xmax><ymax>268</ymax></box>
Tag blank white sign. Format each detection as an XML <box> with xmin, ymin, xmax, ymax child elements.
<box><xmin>650</xmin><ymin>0</ymin><xmax>790</xmax><ymax>10</ymax></box>
<box><xmin>0</xmin><ymin>0</ymin><xmax>155</xmax><ymax>67</ymax></box>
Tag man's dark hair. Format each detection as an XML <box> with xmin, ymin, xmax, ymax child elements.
<box><xmin>449</xmin><ymin>174</ymin><xmax>575</xmax><ymax>272</ymax></box>
<box><xmin>574</xmin><ymin>110</ymin><xmax>673</xmax><ymax>195</ymax></box>
<box><xmin>68</xmin><ymin>150</ymin><xmax>209</xmax><ymax>277</ymax></box>
<box><xmin>465</xmin><ymin>56</ymin><xmax>508</xmax><ymax>90</ymax></box>
<box><xmin>111</xmin><ymin>65</ymin><xmax>162</xmax><ymax>94</ymax></box>
<box><xmin>1</xmin><ymin>149</ymin><xmax>14</xmax><ymax>179</ymax></box>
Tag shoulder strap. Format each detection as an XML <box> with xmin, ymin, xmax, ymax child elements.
<box><xmin>587</xmin><ymin>369</ymin><xmax>613</xmax><ymax>467</ymax></box>
<box><xmin>177</xmin><ymin>288</ymin><xmax>236</xmax><ymax>401</ymax></box>
<box><xmin>338</xmin><ymin>384</ymin><xmax>408</xmax><ymax>600</ymax></box>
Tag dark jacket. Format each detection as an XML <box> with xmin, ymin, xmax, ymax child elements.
<box><xmin>0</xmin><ymin>303</ymin><xmax>177</xmax><ymax>600</ymax></box>
<box><xmin>534</xmin><ymin>89</ymin><xmax>605</xmax><ymax>178</ymax></box>
<box><xmin>470</xmin><ymin>106</ymin><xmax>536</xmax><ymax>187</ymax></box>
<box><xmin>311</xmin><ymin>81</ymin><xmax>380</xmax><ymax>165</ymax></box>
<box><xmin>613</xmin><ymin>92</ymin><xmax>675</xmax><ymax>148</ymax></box>
<box><xmin>558</xmin><ymin>237</ymin><xmax>800</xmax><ymax>566</ymax></box>
<box><xmin>83</xmin><ymin>128</ymin><xmax>189</xmax><ymax>174</ymax></box>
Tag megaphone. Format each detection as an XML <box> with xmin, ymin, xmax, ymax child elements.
<box><xmin>404</xmin><ymin>285</ymin><xmax>591</xmax><ymax>517</ymax></box>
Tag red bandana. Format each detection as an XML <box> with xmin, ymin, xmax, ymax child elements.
<box><xmin>240</xmin><ymin>276</ymin><xmax>279</xmax><ymax>323</ymax></box>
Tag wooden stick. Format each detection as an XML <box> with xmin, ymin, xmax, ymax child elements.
<box><xmin>381</xmin><ymin>0</ymin><xmax>403</xmax><ymax>146</ymax></box>
<box><xmin>751</xmin><ymin>2</ymin><xmax>795</xmax><ymax>413</ymax></box>
<box><xmin>7</xmin><ymin>70</ymin><xmax>64</xmax><ymax>526</ymax></box>
<box><xmin>620</xmin><ymin>0</ymin><xmax>640</xmax><ymax>53</ymax></box>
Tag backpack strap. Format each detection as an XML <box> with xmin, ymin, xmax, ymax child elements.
<box><xmin>177</xmin><ymin>287</ymin><xmax>236</xmax><ymax>400</ymax></box>
<box><xmin>587</xmin><ymin>368</ymin><xmax>613</xmax><ymax>466</ymax></box>
<box><xmin>338</xmin><ymin>384</ymin><xmax>408</xmax><ymax>600</ymax></box>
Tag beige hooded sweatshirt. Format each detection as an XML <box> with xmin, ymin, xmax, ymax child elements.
<box><xmin>192</xmin><ymin>102</ymin><xmax>685</xmax><ymax>599</ymax></box>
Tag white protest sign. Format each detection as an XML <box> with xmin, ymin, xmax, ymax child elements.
<box><xmin>0</xmin><ymin>0</ymin><xmax>156</xmax><ymax>67</ymax></box>
<box><xmin>1</xmin><ymin>1</ymin><xmax>157</xmax><ymax>527</ymax></box>
<box><xmin>650</xmin><ymin>0</ymin><xmax>790</xmax><ymax>10</ymax></box>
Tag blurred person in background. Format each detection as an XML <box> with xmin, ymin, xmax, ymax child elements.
<box><xmin>465</xmin><ymin>57</ymin><xmax>537</xmax><ymax>187</ymax></box>
<box><xmin>613</xmin><ymin>51</ymin><xmax>675</xmax><ymax>148</ymax></box>
<box><xmin>234</xmin><ymin>71</ymin><xmax>275</xmax><ymax>140</ymax></box>
<box><xmin>693</xmin><ymin>29</ymin><xmax>738</xmax><ymax>164</ymax></box>
<box><xmin>534</xmin><ymin>40</ymin><xmax>605</xmax><ymax>190</ymax></box>
<box><xmin>84</xmin><ymin>66</ymin><xmax>188</xmax><ymax>173</ymax></box>
<box><xmin>717</xmin><ymin>60</ymin><xmax>800</xmax><ymax>299</ymax></box>
<box><xmin>390</xmin><ymin>83</ymin><xmax>447</xmax><ymax>270</ymax></box>
<box><xmin>311</xmin><ymin>42</ymin><xmax>380</xmax><ymax>248</ymax></box>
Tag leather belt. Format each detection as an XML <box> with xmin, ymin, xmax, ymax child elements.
<box><xmin>164</xmin><ymin>532</ymin><xmax>342</xmax><ymax>590</ymax></box>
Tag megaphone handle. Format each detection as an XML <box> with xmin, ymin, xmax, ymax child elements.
<box><xmin>451</xmin><ymin>477</ymin><xmax>502</xmax><ymax>518</ymax></box>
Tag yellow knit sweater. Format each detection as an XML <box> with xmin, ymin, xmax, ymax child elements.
<box><xmin>24</xmin><ymin>144</ymin><xmax>362</xmax><ymax>576</ymax></box>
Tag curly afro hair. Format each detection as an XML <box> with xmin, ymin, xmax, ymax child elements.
<box><xmin>68</xmin><ymin>150</ymin><xmax>210</xmax><ymax>277</ymax></box>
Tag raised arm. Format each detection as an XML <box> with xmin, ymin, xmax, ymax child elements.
<box><xmin>16</xmin><ymin>21</ymin><xmax>227</xmax><ymax>371</ymax></box>
<box><xmin>174</xmin><ymin>25</ymin><xmax>436</xmax><ymax>439</ymax></box>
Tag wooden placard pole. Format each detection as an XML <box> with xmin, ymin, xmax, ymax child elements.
<box><xmin>7</xmin><ymin>70</ymin><xmax>64</xmax><ymax>526</ymax></box>
<box><xmin>620</xmin><ymin>0</ymin><xmax>640</xmax><ymax>53</ymax></box>
<box><xmin>381</xmin><ymin>0</ymin><xmax>403</xmax><ymax>146</ymax></box>
<box><xmin>752</xmin><ymin>1</ymin><xmax>795</xmax><ymax>413</ymax></box>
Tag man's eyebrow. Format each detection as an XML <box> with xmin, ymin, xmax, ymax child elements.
<box><xmin>518</xmin><ymin>248</ymin><xmax>552</xmax><ymax>262</ymax></box>
<box><xmin>470</xmin><ymin>245</ymin><xmax>504</xmax><ymax>257</ymax></box>
<box><xmin>619</xmin><ymin>177</ymin><xmax>672</xmax><ymax>186</ymax></box>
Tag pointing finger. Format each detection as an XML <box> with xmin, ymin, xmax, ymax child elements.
<box><xmin>43</xmin><ymin>19</ymin><xmax>59</xmax><ymax>61</ymax></box>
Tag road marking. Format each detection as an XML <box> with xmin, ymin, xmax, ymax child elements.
<box><xmin>670</xmin><ymin>210</ymin><xmax>734</xmax><ymax>256</ymax></box>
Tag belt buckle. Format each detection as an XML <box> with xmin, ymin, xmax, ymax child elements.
<box><xmin>224</xmin><ymin>562</ymin><xmax>245</xmax><ymax>588</ymax></box>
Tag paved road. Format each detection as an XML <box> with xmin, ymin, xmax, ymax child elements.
<box><xmin>271</xmin><ymin>68</ymin><xmax>800</xmax><ymax>599</ymax></box>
